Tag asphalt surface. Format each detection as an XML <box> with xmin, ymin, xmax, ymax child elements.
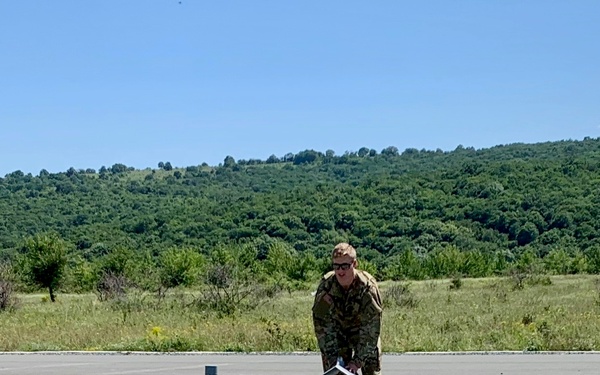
<box><xmin>0</xmin><ymin>352</ymin><xmax>599</xmax><ymax>375</ymax></box>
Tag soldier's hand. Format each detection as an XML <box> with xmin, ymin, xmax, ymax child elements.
<box><xmin>346</xmin><ymin>362</ymin><xmax>360</xmax><ymax>374</ymax></box>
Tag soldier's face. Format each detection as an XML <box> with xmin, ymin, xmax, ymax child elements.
<box><xmin>333</xmin><ymin>255</ymin><xmax>357</xmax><ymax>288</ymax></box>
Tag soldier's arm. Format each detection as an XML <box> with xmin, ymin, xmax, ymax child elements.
<box><xmin>352</xmin><ymin>282</ymin><xmax>382</xmax><ymax>369</ymax></box>
<box><xmin>312</xmin><ymin>281</ymin><xmax>338</xmax><ymax>369</ymax></box>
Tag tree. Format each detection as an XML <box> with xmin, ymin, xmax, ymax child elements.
<box><xmin>66</xmin><ymin>167</ymin><xmax>77</xmax><ymax>177</ymax></box>
<box><xmin>22</xmin><ymin>233</ymin><xmax>68</xmax><ymax>302</ymax></box>
<box><xmin>99</xmin><ymin>246</ymin><xmax>134</xmax><ymax>277</ymax></box>
<box><xmin>517</xmin><ymin>222</ymin><xmax>539</xmax><ymax>246</ymax></box>
<box><xmin>381</xmin><ymin>146</ymin><xmax>399</xmax><ymax>156</ymax></box>
<box><xmin>423</xmin><ymin>245</ymin><xmax>462</xmax><ymax>278</ymax></box>
<box><xmin>358</xmin><ymin>147</ymin><xmax>370</xmax><ymax>157</ymax></box>
<box><xmin>266</xmin><ymin>154</ymin><xmax>280</xmax><ymax>164</ymax></box>
<box><xmin>223</xmin><ymin>156</ymin><xmax>236</xmax><ymax>168</ymax></box>
<box><xmin>304</xmin><ymin>213</ymin><xmax>334</xmax><ymax>233</ymax></box>
<box><xmin>335</xmin><ymin>211</ymin><xmax>358</xmax><ymax>231</ymax></box>
<box><xmin>110</xmin><ymin>163</ymin><xmax>128</xmax><ymax>173</ymax></box>
<box><xmin>159</xmin><ymin>247</ymin><xmax>205</xmax><ymax>289</ymax></box>
<box><xmin>293</xmin><ymin>150</ymin><xmax>321</xmax><ymax>165</ymax></box>
<box><xmin>402</xmin><ymin>148</ymin><xmax>419</xmax><ymax>156</ymax></box>
<box><xmin>384</xmin><ymin>249</ymin><xmax>424</xmax><ymax>280</ymax></box>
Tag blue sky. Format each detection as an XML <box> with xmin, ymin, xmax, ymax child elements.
<box><xmin>1</xmin><ymin>1</ymin><xmax>599</xmax><ymax>176</ymax></box>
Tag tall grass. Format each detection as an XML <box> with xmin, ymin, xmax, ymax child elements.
<box><xmin>1</xmin><ymin>275</ymin><xmax>599</xmax><ymax>352</ymax></box>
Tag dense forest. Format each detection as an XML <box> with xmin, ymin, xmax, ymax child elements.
<box><xmin>2</xmin><ymin>137</ymin><xmax>600</xmax><ymax>293</ymax></box>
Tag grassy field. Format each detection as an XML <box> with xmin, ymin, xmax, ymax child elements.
<box><xmin>1</xmin><ymin>275</ymin><xmax>600</xmax><ymax>352</ymax></box>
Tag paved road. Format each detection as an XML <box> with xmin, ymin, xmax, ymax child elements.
<box><xmin>1</xmin><ymin>352</ymin><xmax>600</xmax><ymax>375</ymax></box>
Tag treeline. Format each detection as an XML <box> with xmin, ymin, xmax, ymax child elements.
<box><xmin>2</xmin><ymin>137</ymin><xmax>600</xmax><ymax>287</ymax></box>
<box><xmin>5</xmin><ymin>232</ymin><xmax>598</xmax><ymax>304</ymax></box>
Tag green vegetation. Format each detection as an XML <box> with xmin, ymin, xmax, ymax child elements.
<box><xmin>2</xmin><ymin>138</ymin><xmax>600</xmax><ymax>350</ymax></box>
<box><xmin>0</xmin><ymin>275</ymin><xmax>599</xmax><ymax>352</ymax></box>
<box><xmin>2</xmin><ymin>138</ymin><xmax>600</xmax><ymax>292</ymax></box>
<box><xmin>20</xmin><ymin>233</ymin><xmax>67</xmax><ymax>302</ymax></box>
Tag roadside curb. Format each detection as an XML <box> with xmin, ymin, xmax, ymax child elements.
<box><xmin>1</xmin><ymin>351</ymin><xmax>600</xmax><ymax>355</ymax></box>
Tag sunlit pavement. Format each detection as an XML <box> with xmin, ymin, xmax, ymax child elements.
<box><xmin>0</xmin><ymin>352</ymin><xmax>599</xmax><ymax>375</ymax></box>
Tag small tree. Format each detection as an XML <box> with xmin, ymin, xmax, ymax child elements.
<box><xmin>22</xmin><ymin>233</ymin><xmax>67</xmax><ymax>302</ymax></box>
<box><xmin>159</xmin><ymin>247</ymin><xmax>205</xmax><ymax>289</ymax></box>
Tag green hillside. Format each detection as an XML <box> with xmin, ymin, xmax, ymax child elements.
<box><xmin>2</xmin><ymin>138</ymin><xmax>600</xmax><ymax>287</ymax></box>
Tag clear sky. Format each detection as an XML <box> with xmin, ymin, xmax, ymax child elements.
<box><xmin>1</xmin><ymin>1</ymin><xmax>599</xmax><ymax>176</ymax></box>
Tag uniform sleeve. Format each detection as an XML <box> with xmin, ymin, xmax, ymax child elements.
<box><xmin>353</xmin><ymin>282</ymin><xmax>382</xmax><ymax>369</ymax></box>
<box><xmin>312</xmin><ymin>279</ymin><xmax>338</xmax><ymax>368</ymax></box>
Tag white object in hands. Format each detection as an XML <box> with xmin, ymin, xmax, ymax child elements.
<box><xmin>323</xmin><ymin>357</ymin><xmax>354</xmax><ymax>375</ymax></box>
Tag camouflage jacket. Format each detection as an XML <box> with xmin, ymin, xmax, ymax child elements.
<box><xmin>312</xmin><ymin>269</ymin><xmax>382</xmax><ymax>369</ymax></box>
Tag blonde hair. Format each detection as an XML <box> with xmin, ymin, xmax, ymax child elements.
<box><xmin>332</xmin><ymin>242</ymin><xmax>357</xmax><ymax>260</ymax></box>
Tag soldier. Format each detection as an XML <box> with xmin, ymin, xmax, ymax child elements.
<box><xmin>312</xmin><ymin>243</ymin><xmax>383</xmax><ymax>375</ymax></box>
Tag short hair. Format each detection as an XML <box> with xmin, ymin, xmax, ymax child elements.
<box><xmin>332</xmin><ymin>242</ymin><xmax>357</xmax><ymax>260</ymax></box>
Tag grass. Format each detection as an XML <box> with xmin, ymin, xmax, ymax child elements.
<box><xmin>1</xmin><ymin>275</ymin><xmax>600</xmax><ymax>352</ymax></box>
<box><xmin>383</xmin><ymin>275</ymin><xmax>600</xmax><ymax>352</ymax></box>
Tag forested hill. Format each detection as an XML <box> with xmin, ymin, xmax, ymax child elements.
<box><xmin>2</xmin><ymin>138</ymin><xmax>600</xmax><ymax>276</ymax></box>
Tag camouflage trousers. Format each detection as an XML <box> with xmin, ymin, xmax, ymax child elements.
<box><xmin>320</xmin><ymin>331</ymin><xmax>382</xmax><ymax>375</ymax></box>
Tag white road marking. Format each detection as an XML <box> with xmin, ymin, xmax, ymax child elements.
<box><xmin>0</xmin><ymin>363</ymin><xmax>95</xmax><ymax>372</ymax></box>
<box><xmin>99</xmin><ymin>364</ymin><xmax>229</xmax><ymax>375</ymax></box>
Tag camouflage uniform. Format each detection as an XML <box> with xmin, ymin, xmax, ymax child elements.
<box><xmin>312</xmin><ymin>269</ymin><xmax>382</xmax><ymax>375</ymax></box>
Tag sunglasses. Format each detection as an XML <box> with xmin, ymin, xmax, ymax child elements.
<box><xmin>332</xmin><ymin>262</ymin><xmax>353</xmax><ymax>271</ymax></box>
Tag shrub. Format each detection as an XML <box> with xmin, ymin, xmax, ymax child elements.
<box><xmin>594</xmin><ymin>278</ymin><xmax>600</xmax><ymax>307</ymax></box>
<box><xmin>449</xmin><ymin>274</ymin><xmax>463</xmax><ymax>290</ymax></box>
<box><xmin>507</xmin><ymin>265</ymin><xmax>551</xmax><ymax>290</ymax></box>
<box><xmin>0</xmin><ymin>263</ymin><xmax>18</xmax><ymax>312</ymax></box>
<box><xmin>383</xmin><ymin>282</ymin><xmax>419</xmax><ymax>308</ymax></box>
<box><xmin>507</xmin><ymin>250</ymin><xmax>546</xmax><ymax>290</ymax></box>
<box><xmin>63</xmin><ymin>256</ymin><xmax>96</xmax><ymax>293</ymax></box>
<box><xmin>528</xmin><ymin>274</ymin><xmax>553</xmax><ymax>286</ymax></box>
<box><xmin>522</xmin><ymin>313</ymin><xmax>535</xmax><ymax>326</ymax></box>
<box><xmin>95</xmin><ymin>271</ymin><xmax>131</xmax><ymax>302</ymax></box>
<box><xmin>196</xmin><ymin>263</ymin><xmax>272</xmax><ymax>316</ymax></box>
<box><xmin>0</xmin><ymin>280</ymin><xmax>15</xmax><ymax>311</ymax></box>
<box><xmin>158</xmin><ymin>247</ymin><xmax>205</xmax><ymax>289</ymax></box>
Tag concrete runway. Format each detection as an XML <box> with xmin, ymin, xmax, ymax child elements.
<box><xmin>0</xmin><ymin>352</ymin><xmax>599</xmax><ymax>375</ymax></box>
